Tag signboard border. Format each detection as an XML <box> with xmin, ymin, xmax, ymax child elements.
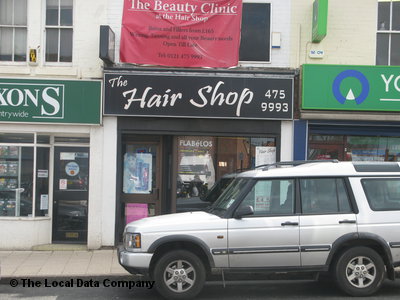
<box><xmin>103</xmin><ymin>71</ymin><xmax>294</xmax><ymax>121</ymax></box>
<box><xmin>0</xmin><ymin>77</ymin><xmax>102</xmax><ymax>125</ymax></box>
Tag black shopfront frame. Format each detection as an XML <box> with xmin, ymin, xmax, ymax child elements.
<box><xmin>106</xmin><ymin>68</ymin><xmax>295</xmax><ymax>244</ymax></box>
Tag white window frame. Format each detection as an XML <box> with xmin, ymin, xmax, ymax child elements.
<box><xmin>0</xmin><ymin>0</ymin><xmax>28</xmax><ymax>65</ymax></box>
<box><xmin>376</xmin><ymin>0</ymin><xmax>400</xmax><ymax>66</ymax></box>
<box><xmin>239</xmin><ymin>0</ymin><xmax>272</xmax><ymax>67</ymax></box>
<box><xmin>43</xmin><ymin>0</ymin><xmax>74</xmax><ymax>66</ymax></box>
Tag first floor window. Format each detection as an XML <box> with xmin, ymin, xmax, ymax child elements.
<box><xmin>0</xmin><ymin>0</ymin><xmax>27</xmax><ymax>62</ymax></box>
<box><xmin>376</xmin><ymin>0</ymin><xmax>400</xmax><ymax>65</ymax></box>
<box><xmin>239</xmin><ymin>1</ymin><xmax>271</xmax><ymax>62</ymax></box>
<box><xmin>45</xmin><ymin>0</ymin><xmax>73</xmax><ymax>63</ymax></box>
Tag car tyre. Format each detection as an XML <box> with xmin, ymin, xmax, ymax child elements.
<box><xmin>334</xmin><ymin>246</ymin><xmax>385</xmax><ymax>296</ymax></box>
<box><xmin>154</xmin><ymin>250</ymin><xmax>206</xmax><ymax>300</ymax></box>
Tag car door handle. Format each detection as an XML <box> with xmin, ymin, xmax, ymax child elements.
<box><xmin>281</xmin><ymin>221</ymin><xmax>299</xmax><ymax>226</ymax></box>
<box><xmin>339</xmin><ymin>219</ymin><xmax>356</xmax><ymax>224</ymax></box>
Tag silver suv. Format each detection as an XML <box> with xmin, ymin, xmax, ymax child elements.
<box><xmin>118</xmin><ymin>161</ymin><xmax>400</xmax><ymax>299</ymax></box>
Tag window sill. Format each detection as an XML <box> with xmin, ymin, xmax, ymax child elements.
<box><xmin>0</xmin><ymin>216</ymin><xmax>51</xmax><ymax>221</ymax></box>
<box><xmin>35</xmin><ymin>66</ymin><xmax>78</xmax><ymax>77</ymax></box>
<box><xmin>0</xmin><ymin>65</ymin><xmax>31</xmax><ymax>75</ymax></box>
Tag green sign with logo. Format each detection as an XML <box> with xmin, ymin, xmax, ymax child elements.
<box><xmin>0</xmin><ymin>78</ymin><xmax>101</xmax><ymax>124</ymax></box>
<box><xmin>312</xmin><ymin>0</ymin><xmax>328</xmax><ymax>43</ymax></box>
<box><xmin>302</xmin><ymin>64</ymin><xmax>400</xmax><ymax>112</ymax></box>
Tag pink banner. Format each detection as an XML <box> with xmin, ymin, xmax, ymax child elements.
<box><xmin>125</xmin><ymin>203</ymin><xmax>149</xmax><ymax>224</ymax></box>
<box><xmin>120</xmin><ymin>0</ymin><xmax>243</xmax><ymax>68</ymax></box>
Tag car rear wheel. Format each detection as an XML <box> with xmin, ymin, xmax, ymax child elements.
<box><xmin>154</xmin><ymin>250</ymin><xmax>206</xmax><ymax>299</ymax></box>
<box><xmin>334</xmin><ymin>246</ymin><xmax>385</xmax><ymax>296</ymax></box>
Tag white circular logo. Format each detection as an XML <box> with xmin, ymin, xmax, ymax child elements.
<box><xmin>65</xmin><ymin>162</ymin><xmax>80</xmax><ymax>176</ymax></box>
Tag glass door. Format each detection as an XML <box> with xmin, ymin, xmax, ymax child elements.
<box><xmin>121</xmin><ymin>137</ymin><xmax>162</xmax><ymax>225</ymax></box>
<box><xmin>53</xmin><ymin>147</ymin><xmax>89</xmax><ymax>243</ymax></box>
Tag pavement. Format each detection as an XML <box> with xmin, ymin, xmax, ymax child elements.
<box><xmin>0</xmin><ymin>247</ymin><xmax>131</xmax><ymax>281</ymax></box>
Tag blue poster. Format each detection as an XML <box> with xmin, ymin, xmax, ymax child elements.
<box><xmin>123</xmin><ymin>153</ymin><xmax>152</xmax><ymax>194</ymax></box>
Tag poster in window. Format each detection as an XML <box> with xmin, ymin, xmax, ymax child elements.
<box><xmin>125</xmin><ymin>203</ymin><xmax>148</xmax><ymax>224</ymax></box>
<box><xmin>120</xmin><ymin>0</ymin><xmax>243</xmax><ymax>68</ymax></box>
<box><xmin>255</xmin><ymin>146</ymin><xmax>276</xmax><ymax>167</ymax></box>
<box><xmin>123</xmin><ymin>153</ymin><xmax>153</xmax><ymax>194</ymax></box>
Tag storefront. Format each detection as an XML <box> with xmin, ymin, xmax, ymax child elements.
<box><xmin>103</xmin><ymin>68</ymin><xmax>296</xmax><ymax>242</ymax></box>
<box><xmin>295</xmin><ymin>64</ymin><xmax>400</xmax><ymax>162</ymax></box>
<box><xmin>0</xmin><ymin>78</ymin><xmax>101</xmax><ymax>249</ymax></box>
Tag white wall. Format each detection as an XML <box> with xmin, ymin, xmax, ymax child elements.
<box><xmin>280</xmin><ymin>121</ymin><xmax>294</xmax><ymax>161</ymax></box>
<box><xmin>0</xmin><ymin>219</ymin><xmax>51</xmax><ymax>250</ymax></box>
<box><xmin>0</xmin><ymin>0</ymin><xmax>107</xmax><ymax>79</ymax></box>
<box><xmin>290</xmin><ymin>0</ymin><xmax>377</xmax><ymax>67</ymax></box>
<box><xmin>87</xmin><ymin>117</ymin><xmax>118</xmax><ymax>249</ymax></box>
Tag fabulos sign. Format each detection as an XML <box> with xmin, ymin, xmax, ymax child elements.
<box><xmin>0</xmin><ymin>78</ymin><xmax>101</xmax><ymax>124</ymax></box>
<box><xmin>103</xmin><ymin>72</ymin><xmax>293</xmax><ymax>120</ymax></box>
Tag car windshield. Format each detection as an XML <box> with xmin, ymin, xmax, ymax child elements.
<box><xmin>208</xmin><ymin>178</ymin><xmax>251</xmax><ymax>216</ymax></box>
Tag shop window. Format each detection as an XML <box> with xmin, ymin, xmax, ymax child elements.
<box><xmin>120</xmin><ymin>138</ymin><xmax>158</xmax><ymax>226</ymax></box>
<box><xmin>0</xmin><ymin>146</ymin><xmax>33</xmax><ymax>216</ymax></box>
<box><xmin>35</xmin><ymin>147</ymin><xmax>50</xmax><ymax>216</ymax></box>
<box><xmin>308</xmin><ymin>134</ymin><xmax>400</xmax><ymax>162</ymax></box>
<box><xmin>45</xmin><ymin>0</ymin><xmax>73</xmax><ymax>63</ymax></box>
<box><xmin>376</xmin><ymin>0</ymin><xmax>400</xmax><ymax>65</ymax></box>
<box><xmin>239</xmin><ymin>1</ymin><xmax>271</xmax><ymax>62</ymax></box>
<box><xmin>54</xmin><ymin>136</ymin><xmax>89</xmax><ymax>144</ymax></box>
<box><xmin>0</xmin><ymin>134</ymin><xmax>50</xmax><ymax>217</ymax></box>
<box><xmin>176</xmin><ymin>136</ymin><xmax>276</xmax><ymax>213</ymax></box>
<box><xmin>0</xmin><ymin>132</ymin><xmax>34</xmax><ymax>143</ymax></box>
<box><xmin>0</xmin><ymin>0</ymin><xmax>27</xmax><ymax>62</ymax></box>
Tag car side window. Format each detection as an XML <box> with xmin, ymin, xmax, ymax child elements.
<box><xmin>238</xmin><ymin>179</ymin><xmax>295</xmax><ymax>216</ymax></box>
<box><xmin>362</xmin><ymin>178</ymin><xmax>400</xmax><ymax>211</ymax></box>
<box><xmin>300</xmin><ymin>178</ymin><xmax>352</xmax><ymax>214</ymax></box>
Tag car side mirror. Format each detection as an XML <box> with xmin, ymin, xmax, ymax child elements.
<box><xmin>234</xmin><ymin>205</ymin><xmax>254</xmax><ymax>219</ymax></box>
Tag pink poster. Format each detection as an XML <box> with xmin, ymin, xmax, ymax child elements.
<box><xmin>125</xmin><ymin>203</ymin><xmax>149</xmax><ymax>224</ymax></box>
<box><xmin>120</xmin><ymin>0</ymin><xmax>243</xmax><ymax>68</ymax></box>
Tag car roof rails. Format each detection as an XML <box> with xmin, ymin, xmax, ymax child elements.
<box><xmin>255</xmin><ymin>159</ymin><xmax>339</xmax><ymax>171</ymax></box>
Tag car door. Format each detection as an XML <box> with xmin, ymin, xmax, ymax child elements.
<box><xmin>228</xmin><ymin>179</ymin><xmax>301</xmax><ymax>268</ymax></box>
<box><xmin>299</xmin><ymin>177</ymin><xmax>358</xmax><ymax>266</ymax></box>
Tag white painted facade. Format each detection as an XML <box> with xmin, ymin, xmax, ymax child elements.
<box><xmin>290</xmin><ymin>0</ymin><xmax>377</xmax><ymax>67</ymax></box>
<box><xmin>0</xmin><ymin>0</ymin><xmax>299</xmax><ymax>250</ymax></box>
<box><xmin>0</xmin><ymin>0</ymin><xmax>109</xmax><ymax>250</ymax></box>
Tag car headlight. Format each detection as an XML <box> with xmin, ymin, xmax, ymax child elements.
<box><xmin>124</xmin><ymin>232</ymin><xmax>141</xmax><ymax>251</ymax></box>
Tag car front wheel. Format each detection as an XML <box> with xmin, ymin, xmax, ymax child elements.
<box><xmin>334</xmin><ymin>246</ymin><xmax>385</xmax><ymax>296</ymax></box>
<box><xmin>154</xmin><ymin>250</ymin><xmax>206</xmax><ymax>299</ymax></box>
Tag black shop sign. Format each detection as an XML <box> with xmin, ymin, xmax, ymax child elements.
<box><xmin>103</xmin><ymin>72</ymin><xmax>293</xmax><ymax>120</ymax></box>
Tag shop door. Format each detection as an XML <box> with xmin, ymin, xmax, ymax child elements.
<box><xmin>122</xmin><ymin>139</ymin><xmax>162</xmax><ymax>226</ymax></box>
<box><xmin>53</xmin><ymin>147</ymin><xmax>89</xmax><ymax>243</ymax></box>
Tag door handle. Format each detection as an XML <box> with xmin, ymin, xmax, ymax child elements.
<box><xmin>339</xmin><ymin>219</ymin><xmax>356</xmax><ymax>224</ymax></box>
<box><xmin>281</xmin><ymin>221</ymin><xmax>299</xmax><ymax>226</ymax></box>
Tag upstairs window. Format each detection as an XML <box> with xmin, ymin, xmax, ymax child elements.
<box><xmin>239</xmin><ymin>1</ymin><xmax>271</xmax><ymax>63</ymax></box>
<box><xmin>376</xmin><ymin>0</ymin><xmax>400</xmax><ymax>65</ymax></box>
<box><xmin>0</xmin><ymin>0</ymin><xmax>27</xmax><ymax>62</ymax></box>
<box><xmin>45</xmin><ymin>0</ymin><xmax>73</xmax><ymax>63</ymax></box>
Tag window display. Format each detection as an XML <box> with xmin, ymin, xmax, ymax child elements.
<box><xmin>0</xmin><ymin>146</ymin><xmax>33</xmax><ymax>217</ymax></box>
<box><xmin>309</xmin><ymin>134</ymin><xmax>400</xmax><ymax>162</ymax></box>
<box><xmin>176</xmin><ymin>136</ymin><xmax>276</xmax><ymax>212</ymax></box>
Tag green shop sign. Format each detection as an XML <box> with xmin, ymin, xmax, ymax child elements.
<box><xmin>302</xmin><ymin>64</ymin><xmax>400</xmax><ymax>112</ymax></box>
<box><xmin>312</xmin><ymin>0</ymin><xmax>328</xmax><ymax>43</ymax></box>
<box><xmin>0</xmin><ymin>78</ymin><xmax>101</xmax><ymax>124</ymax></box>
